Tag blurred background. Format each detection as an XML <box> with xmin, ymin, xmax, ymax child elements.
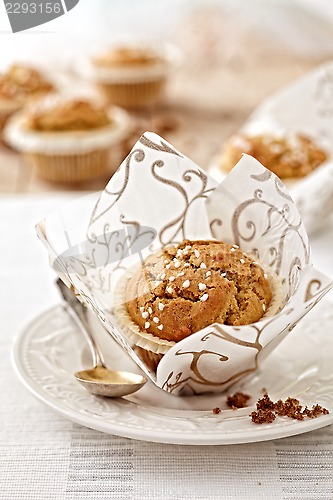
<box><xmin>1</xmin><ymin>0</ymin><xmax>333</xmax><ymax>192</ymax></box>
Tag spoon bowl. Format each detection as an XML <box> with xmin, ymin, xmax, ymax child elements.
<box><xmin>56</xmin><ymin>278</ymin><xmax>147</xmax><ymax>398</ymax></box>
<box><xmin>74</xmin><ymin>365</ymin><xmax>147</xmax><ymax>397</ymax></box>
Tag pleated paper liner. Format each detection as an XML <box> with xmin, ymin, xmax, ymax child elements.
<box><xmin>24</xmin><ymin>149</ymin><xmax>110</xmax><ymax>183</ymax></box>
<box><xmin>99</xmin><ymin>79</ymin><xmax>166</xmax><ymax>109</ymax></box>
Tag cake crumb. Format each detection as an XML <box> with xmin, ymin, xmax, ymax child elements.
<box><xmin>226</xmin><ymin>392</ymin><xmax>251</xmax><ymax>409</ymax></box>
<box><xmin>251</xmin><ymin>409</ymin><xmax>276</xmax><ymax>424</ymax></box>
<box><xmin>250</xmin><ymin>393</ymin><xmax>329</xmax><ymax>424</ymax></box>
<box><xmin>274</xmin><ymin>397</ymin><xmax>304</xmax><ymax>420</ymax></box>
<box><xmin>212</xmin><ymin>407</ymin><xmax>221</xmax><ymax>414</ymax></box>
<box><xmin>256</xmin><ymin>393</ymin><xmax>275</xmax><ymax>411</ymax></box>
<box><xmin>152</xmin><ymin>114</ymin><xmax>178</xmax><ymax>135</ymax></box>
<box><xmin>302</xmin><ymin>404</ymin><xmax>329</xmax><ymax>418</ymax></box>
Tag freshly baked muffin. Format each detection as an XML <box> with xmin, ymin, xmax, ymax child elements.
<box><xmin>125</xmin><ymin>240</ymin><xmax>273</xmax><ymax>343</ymax></box>
<box><xmin>0</xmin><ymin>64</ymin><xmax>53</xmax><ymax>133</ymax></box>
<box><xmin>117</xmin><ymin>239</ymin><xmax>283</xmax><ymax>372</ymax></box>
<box><xmin>219</xmin><ymin>133</ymin><xmax>328</xmax><ymax>179</ymax></box>
<box><xmin>4</xmin><ymin>95</ymin><xmax>130</xmax><ymax>183</ymax></box>
<box><xmin>83</xmin><ymin>43</ymin><xmax>180</xmax><ymax>109</ymax></box>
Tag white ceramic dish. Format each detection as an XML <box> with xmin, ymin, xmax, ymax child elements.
<box><xmin>12</xmin><ymin>300</ymin><xmax>333</xmax><ymax>445</ymax></box>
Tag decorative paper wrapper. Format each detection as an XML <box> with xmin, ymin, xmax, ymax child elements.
<box><xmin>36</xmin><ymin>132</ymin><xmax>332</xmax><ymax>396</ymax></box>
<box><xmin>216</xmin><ymin>61</ymin><xmax>333</xmax><ymax>233</ymax></box>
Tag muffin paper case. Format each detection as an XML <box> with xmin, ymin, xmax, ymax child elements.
<box><xmin>36</xmin><ymin>132</ymin><xmax>333</xmax><ymax>396</ymax></box>
<box><xmin>213</xmin><ymin>61</ymin><xmax>333</xmax><ymax>234</ymax></box>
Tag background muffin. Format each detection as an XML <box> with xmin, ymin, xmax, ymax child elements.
<box><xmin>219</xmin><ymin>133</ymin><xmax>328</xmax><ymax>179</ymax></box>
<box><xmin>0</xmin><ymin>64</ymin><xmax>54</xmax><ymax>135</ymax></box>
<box><xmin>4</xmin><ymin>95</ymin><xmax>130</xmax><ymax>184</ymax></box>
<box><xmin>82</xmin><ymin>42</ymin><xmax>181</xmax><ymax>109</ymax></box>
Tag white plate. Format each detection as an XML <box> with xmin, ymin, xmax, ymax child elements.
<box><xmin>12</xmin><ymin>301</ymin><xmax>333</xmax><ymax>445</ymax></box>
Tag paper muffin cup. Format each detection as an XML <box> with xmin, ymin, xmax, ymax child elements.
<box><xmin>4</xmin><ymin>100</ymin><xmax>131</xmax><ymax>183</ymax></box>
<box><xmin>80</xmin><ymin>43</ymin><xmax>181</xmax><ymax>109</ymax></box>
<box><xmin>23</xmin><ymin>149</ymin><xmax>111</xmax><ymax>183</ymax></box>
<box><xmin>97</xmin><ymin>79</ymin><xmax>166</xmax><ymax>109</ymax></box>
<box><xmin>112</xmin><ymin>252</ymin><xmax>285</xmax><ymax>372</ymax></box>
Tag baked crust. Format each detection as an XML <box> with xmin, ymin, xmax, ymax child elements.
<box><xmin>93</xmin><ymin>46</ymin><xmax>161</xmax><ymax>68</ymax></box>
<box><xmin>125</xmin><ymin>240</ymin><xmax>272</xmax><ymax>342</ymax></box>
<box><xmin>25</xmin><ymin>99</ymin><xmax>110</xmax><ymax>132</ymax></box>
<box><xmin>0</xmin><ymin>64</ymin><xmax>53</xmax><ymax>103</ymax></box>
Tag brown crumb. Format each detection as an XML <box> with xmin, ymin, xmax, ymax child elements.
<box><xmin>302</xmin><ymin>404</ymin><xmax>329</xmax><ymax>419</ymax></box>
<box><xmin>250</xmin><ymin>394</ymin><xmax>329</xmax><ymax>424</ymax></box>
<box><xmin>212</xmin><ymin>407</ymin><xmax>221</xmax><ymax>414</ymax></box>
<box><xmin>251</xmin><ymin>409</ymin><xmax>276</xmax><ymax>424</ymax></box>
<box><xmin>256</xmin><ymin>393</ymin><xmax>275</xmax><ymax>411</ymax></box>
<box><xmin>275</xmin><ymin>397</ymin><xmax>304</xmax><ymax>420</ymax></box>
<box><xmin>226</xmin><ymin>392</ymin><xmax>251</xmax><ymax>409</ymax></box>
<box><xmin>152</xmin><ymin>114</ymin><xmax>178</xmax><ymax>135</ymax></box>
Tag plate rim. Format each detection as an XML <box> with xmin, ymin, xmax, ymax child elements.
<box><xmin>11</xmin><ymin>304</ymin><xmax>333</xmax><ymax>446</ymax></box>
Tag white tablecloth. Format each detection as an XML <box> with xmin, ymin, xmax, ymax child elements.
<box><xmin>1</xmin><ymin>195</ymin><xmax>333</xmax><ymax>500</ymax></box>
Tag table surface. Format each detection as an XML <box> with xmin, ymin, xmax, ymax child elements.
<box><xmin>1</xmin><ymin>3</ymin><xmax>333</xmax><ymax>496</ymax></box>
<box><xmin>1</xmin><ymin>194</ymin><xmax>333</xmax><ymax>500</ymax></box>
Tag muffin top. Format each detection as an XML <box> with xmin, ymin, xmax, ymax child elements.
<box><xmin>125</xmin><ymin>240</ymin><xmax>272</xmax><ymax>342</ymax></box>
<box><xmin>93</xmin><ymin>46</ymin><xmax>161</xmax><ymax>68</ymax></box>
<box><xmin>219</xmin><ymin>133</ymin><xmax>328</xmax><ymax>179</ymax></box>
<box><xmin>25</xmin><ymin>98</ymin><xmax>111</xmax><ymax>132</ymax></box>
<box><xmin>0</xmin><ymin>64</ymin><xmax>53</xmax><ymax>103</ymax></box>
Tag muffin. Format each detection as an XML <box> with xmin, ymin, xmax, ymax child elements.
<box><xmin>0</xmin><ymin>64</ymin><xmax>53</xmax><ymax>134</ymax></box>
<box><xmin>4</xmin><ymin>95</ymin><xmax>130</xmax><ymax>183</ymax></box>
<box><xmin>219</xmin><ymin>133</ymin><xmax>328</xmax><ymax>179</ymax></box>
<box><xmin>83</xmin><ymin>43</ymin><xmax>180</xmax><ymax>109</ymax></box>
<box><xmin>117</xmin><ymin>240</ymin><xmax>283</xmax><ymax>372</ymax></box>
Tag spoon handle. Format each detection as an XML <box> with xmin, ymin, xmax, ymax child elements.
<box><xmin>56</xmin><ymin>279</ymin><xmax>105</xmax><ymax>368</ymax></box>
